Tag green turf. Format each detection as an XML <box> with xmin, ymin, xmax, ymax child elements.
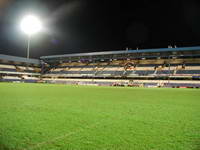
<box><xmin>0</xmin><ymin>83</ymin><xmax>199</xmax><ymax>150</ymax></box>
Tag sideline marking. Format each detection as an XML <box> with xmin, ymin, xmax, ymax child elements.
<box><xmin>23</xmin><ymin>121</ymin><xmax>101</xmax><ymax>150</ymax></box>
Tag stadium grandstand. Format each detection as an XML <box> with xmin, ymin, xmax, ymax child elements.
<box><xmin>0</xmin><ymin>54</ymin><xmax>41</xmax><ymax>83</ymax></box>
<box><xmin>1</xmin><ymin>46</ymin><xmax>200</xmax><ymax>88</ymax></box>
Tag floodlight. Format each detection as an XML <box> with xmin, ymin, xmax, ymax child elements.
<box><xmin>20</xmin><ymin>15</ymin><xmax>42</xmax><ymax>35</ymax></box>
<box><xmin>20</xmin><ymin>15</ymin><xmax>43</xmax><ymax>59</ymax></box>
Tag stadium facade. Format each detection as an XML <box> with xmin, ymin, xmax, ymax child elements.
<box><xmin>1</xmin><ymin>46</ymin><xmax>200</xmax><ymax>88</ymax></box>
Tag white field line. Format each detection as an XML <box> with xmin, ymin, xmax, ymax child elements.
<box><xmin>23</xmin><ymin>121</ymin><xmax>101</xmax><ymax>150</ymax></box>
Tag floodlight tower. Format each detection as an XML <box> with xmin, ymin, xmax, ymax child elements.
<box><xmin>20</xmin><ymin>15</ymin><xmax>42</xmax><ymax>59</ymax></box>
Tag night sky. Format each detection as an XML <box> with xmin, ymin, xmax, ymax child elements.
<box><xmin>1</xmin><ymin>0</ymin><xmax>200</xmax><ymax>58</ymax></box>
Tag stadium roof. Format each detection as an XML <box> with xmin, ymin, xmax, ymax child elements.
<box><xmin>1</xmin><ymin>46</ymin><xmax>200</xmax><ymax>64</ymax></box>
<box><xmin>0</xmin><ymin>54</ymin><xmax>40</xmax><ymax>65</ymax></box>
<box><xmin>40</xmin><ymin>46</ymin><xmax>200</xmax><ymax>62</ymax></box>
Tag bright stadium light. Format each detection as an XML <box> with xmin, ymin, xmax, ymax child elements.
<box><xmin>20</xmin><ymin>15</ymin><xmax>42</xmax><ymax>59</ymax></box>
<box><xmin>21</xmin><ymin>15</ymin><xmax>42</xmax><ymax>35</ymax></box>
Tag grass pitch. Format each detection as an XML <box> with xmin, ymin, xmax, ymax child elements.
<box><xmin>0</xmin><ymin>83</ymin><xmax>199</xmax><ymax>150</ymax></box>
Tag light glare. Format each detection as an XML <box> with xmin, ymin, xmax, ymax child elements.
<box><xmin>20</xmin><ymin>15</ymin><xmax>42</xmax><ymax>35</ymax></box>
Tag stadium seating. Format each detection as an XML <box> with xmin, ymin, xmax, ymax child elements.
<box><xmin>0</xmin><ymin>62</ymin><xmax>41</xmax><ymax>83</ymax></box>
<box><xmin>1</xmin><ymin>47</ymin><xmax>200</xmax><ymax>87</ymax></box>
<box><xmin>45</xmin><ymin>59</ymin><xmax>200</xmax><ymax>78</ymax></box>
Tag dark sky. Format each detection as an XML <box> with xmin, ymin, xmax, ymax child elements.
<box><xmin>1</xmin><ymin>0</ymin><xmax>200</xmax><ymax>58</ymax></box>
